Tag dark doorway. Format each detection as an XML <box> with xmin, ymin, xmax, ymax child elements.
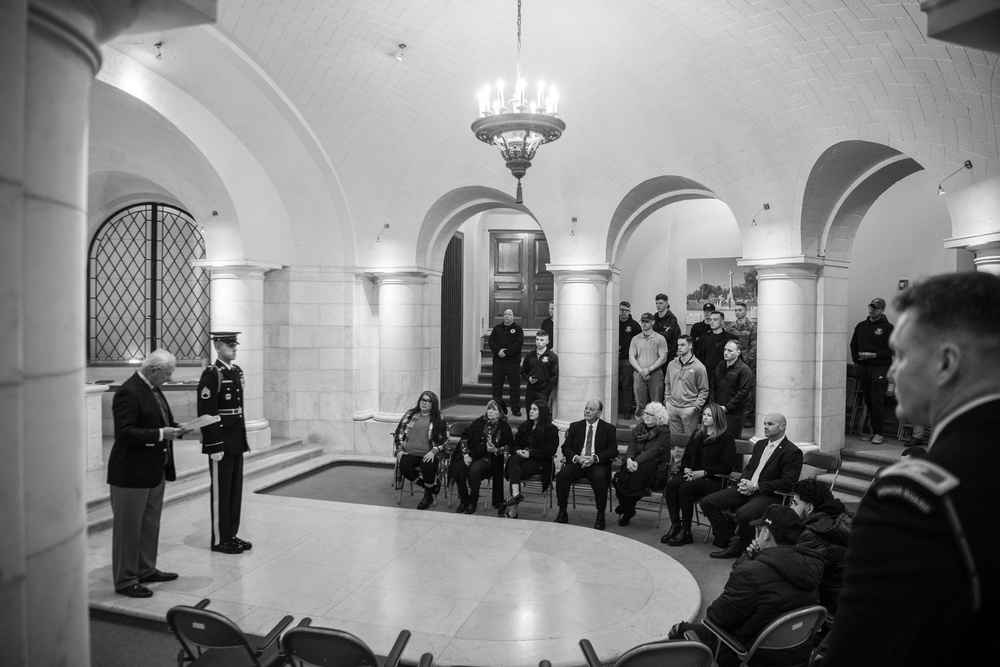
<box><xmin>489</xmin><ymin>231</ymin><xmax>553</xmax><ymax>328</ymax></box>
<box><xmin>440</xmin><ymin>233</ymin><xmax>464</xmax><ymax>404</ymax></box>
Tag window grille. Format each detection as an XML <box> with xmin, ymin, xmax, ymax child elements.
<box><xmin>88</xmin><ymin>202</ymin><xmax>209</xmax><ymax>362</ymax></box>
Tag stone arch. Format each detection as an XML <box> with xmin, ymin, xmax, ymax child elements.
<box><xmin>417</xmin><ymin>185</ymin><xmax>538</xmax><ymax>271</ymax></box>
<box><xmin>799</xmin><ymin>140</ymin><xmax>925</xmax><ymax>261</ymax></box>
<box><xmin>606</xmin><ymin>175</ymin><xmax>718</xmax><ymax>267</ymax></box>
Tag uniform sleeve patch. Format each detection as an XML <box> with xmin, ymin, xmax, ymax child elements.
<box><xmin>201</xmin><ymin>387</ymin><xmax>211</xmax><ymax>399</ymax></box>
<box><xmin>879</xmin><ymin>459</ymin><xmax>959</xmax><ymax>496</ymax></box>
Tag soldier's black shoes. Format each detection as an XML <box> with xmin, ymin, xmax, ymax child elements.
<box><xmin>211</xmin><ymin>539</ymin><xmax>245</xmax><ymax>554</ymax></box>
<box><xmin>116</xmin><ymin>584</ymin><xmax>153</xmax><ymax>598</ymax></box>
<box><xmin>139</xmin><ymin>569</ymin><xmax>178</xmax><ymax>583</ymax></box>
<box><xmin>232</xmin><ymin>537</ymin><xmax>253</xmax><ymax>550</ymax></box>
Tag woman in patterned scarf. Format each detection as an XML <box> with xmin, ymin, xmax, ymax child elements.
<box><xmin>393</xmin><ymin>390</ymin><xmax>449</xmax><ymax>509</ymax></box>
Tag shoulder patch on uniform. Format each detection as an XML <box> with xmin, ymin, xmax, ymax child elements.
<box><xmin>201</xmin><ymin>387</ymin><xmax>211</xmax><ymax>399</ymax></box>
<box><xmin>878</xmin><ymin>458</ymin><xmax>959</xmax><ymax>496</ymax></box>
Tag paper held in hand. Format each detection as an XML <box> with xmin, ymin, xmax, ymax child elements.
<box><xmin>179</xmin><ymin>414</ymin><xmax>221</xmax><ymax>431</ymax></box>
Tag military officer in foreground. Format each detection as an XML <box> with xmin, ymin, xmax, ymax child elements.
<box><xmin>198</xmin><ymin>331</ymin><xmax>252</xmax><ymax>554</ymax></box>
<box><xmin>826</xmin><ymin>272</ymin><xmax>999</xmax><ymax>665</ymax></box>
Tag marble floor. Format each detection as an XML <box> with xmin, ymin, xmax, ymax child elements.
<box><xmin>87</xmin><ymin>478</ymin><xmax>701</xmax><ymax>667</ymax></box>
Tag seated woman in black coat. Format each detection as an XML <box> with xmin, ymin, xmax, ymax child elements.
<box><xmin>393</xmin><ymin>390</ymin><xmax>449</xmax><ymax>510</ymax></box>
<box><xmin>612</xmin><ymin>401</ymin><xmax>672</xmax><ymax>526</ymax></box>
<box><xmin>660</xmin><ymin>402</ymin><xmax>739</xmax><ymax>545</ymax></box>
<box><xmin>449</xmin><ymin>399</ymin><xmax>513</xmax><ymax>514</ymax></box>
<box><xmin>502</xmin><ymin>400</ymin><xmax>559</xmax><ymax>519</ymax></box>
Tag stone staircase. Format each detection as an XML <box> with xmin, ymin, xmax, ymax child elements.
<box><xmin>87</xmin><ymin>437</ymin><xmax>323</xmax><ymax>532</ymax></box>
<box><xmin>826</xmin><ymin>443</ymin><xmax>904</xmax><ymax>507</ymax></box>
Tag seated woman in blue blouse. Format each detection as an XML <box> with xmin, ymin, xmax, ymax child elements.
<box><xmin>450</xmin><ymin>399</ymin><xmax>512</xmax><ymax>514</ymax></box>
<box><xmin>660</xmin><ymin>402</ymin><xmax>739</xmax><ymax>545</ymax></box>
<box><xmin>502</xmin><ymin>400</ymin><xmax>559</xmax><ymax>519</ymax></box>
<box><xmin>393</xmin><ymin>390</ymin><xmax>449</xmax><ymax>510</ymax></box>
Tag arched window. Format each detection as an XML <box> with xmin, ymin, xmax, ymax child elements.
<box><xmin>88</xmin><ymin>202</ymin><xmax>210</xmax><ymax>363</ymax></box>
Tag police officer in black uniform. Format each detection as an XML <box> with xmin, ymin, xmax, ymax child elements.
<box><xmin>826</xmin><ymin>273</ymin><xmax>999</xmax><ymax>665</ymax></box>
<box><xmin>198</xmin><ymin>331</ymin><xmax>252</xmax><ymax>554</ymax></box>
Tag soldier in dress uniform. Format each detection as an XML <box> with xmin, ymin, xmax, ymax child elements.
<box><xmin>197</xmin><ymin>331</ymin><xmax>252</xmax><ymax>554</ymax></box>
<box><xmin>825</xmin><ymin>272</ymin><xmax>999</xmax><ymax>665</ymax></box>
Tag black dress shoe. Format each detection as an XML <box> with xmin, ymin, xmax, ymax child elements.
<box><xmin>465</xmin><ymin>503</ymin><xmax>477</xmax><ymax>514</ymax></box>
<box><xmin>456</xmin><ymin>503</ymin><xmax>468</xmax><ymax>513</ymax></box>
<box><xmin>554</xmin><ymin>509</ymin><xmax>569</xmax><ymax>524</ymax></box>
<box><xmin>116</xmin><ymin>583</ymin><xmax>153</xmax><ymax>598</ymax></box>
<box><xmin>667</xmin><ymin>530</ymin><xmax>694</xmax><ymax>547</ymax></box>
<box><xmin>710</xmin><ymin>538</ymin><xmax>743</xmax><ymax>559</ymax></box>
<box><xmin>504</xmin><ymin>493</ymin><xmax>524</xmax><ymax>507</ymax></box>
<box><xmin>661</xmin><ymin>522</ymin><xmax>682</xmax><ymax>543</ymax></box>
<box><xmin>711</xmin><ymin>536</ymin><xmax>731</xmax><ymax>549</ymax></box>
<box><xmin>232</xmin><ymin>537</ymin><xmax>253</xmax><ymax>550</ymax></box>
<box><xmin>594</xmin><ymin>513</ymin><xmax>606</xmax><ymax>530</ymax></box>
<box><xmin>211</xmin><ymin>540</ymin><xmax>245</xmax><ymax>554</ymax></box>
<box><xmin>139</xmin><ymin>569</ymin><xmax>179</xmax><ymax>583</ymax></box>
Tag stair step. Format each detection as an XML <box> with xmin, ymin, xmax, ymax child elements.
<box><xmin>87</xmin><ymin>442</ymin><xmax>322</xmax><ymax>532</ymax></box>
<box><xmin>842</xmin><ymin>447</ymin><xmax>902</xmax><ymax>465</ymax></box>
<box><xmin>840</xmin><ymin>459</ymin><xmax>885</xmax><ymax>479</ymax></box>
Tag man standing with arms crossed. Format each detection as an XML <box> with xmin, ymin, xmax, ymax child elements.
<box><xmin>849</xmin><ymin>297</ymin><xmax>894</xmax><ymax>444</ymax></box>
<box><xmin>198</xmin><ymin>332</ymin><xmax>252</xmax><ymax>554</ymax></box>
<box><xmin>664</xmin><ymin>334</ymin><xmax>709</xmax><ymax>434</ymax></box>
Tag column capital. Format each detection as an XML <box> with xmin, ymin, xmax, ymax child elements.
<box><xmin>191</xmin><ymin>259</ymin><xmax>283</xmax><ymax>280</ymax></box>
<box><xmin>943</xmin><ymin>232</ymin><xmax>1000</xmax><ymax>252</ymax></box>
<box><xmin>738</xmin><ymin>256</ymin><xmax>831</xmax><ymax>282</ymax></box>
<box><xmin>547</xmin><ymin>263</ymin><xmax>615</xmax><ymax>284</ymax></box>
<box><xmin>365</xmin><ymin>266</ymin><xmax>441</xmax><ymax>284</ymax></box>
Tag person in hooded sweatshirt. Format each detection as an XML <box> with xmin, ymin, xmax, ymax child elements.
<box><xmin>789</xmin><ymin>477</ymin><xmax>853</xmax><ymax>616</ymax></box>
<box><xmin>669</xmin><ymin>504</ymin><xmax>824</xmax><ymax>667</ymax></box>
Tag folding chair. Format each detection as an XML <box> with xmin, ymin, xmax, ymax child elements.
<box><xmin>166</xmin><ymin>598</ymin><xmax>293</xmax><ymax>667</ymax></box>
<box><xmin>703</xmin><ymin>605</ymin><xmax>827</xmax><ymax>667</ymax></box>
<box><xmin>580</xmin><ymin>637</ymin><xmax>713</xmax><ymax>667</ymax></box>
<box><xmin>392</xmin><ymin>432</ymin><xmax>449</xmax><ymax>507</ymax></box>
<box><xmin>281</xmin><ymin>618</ymin><xmax>426</xmax><ymax>667</ymax></box>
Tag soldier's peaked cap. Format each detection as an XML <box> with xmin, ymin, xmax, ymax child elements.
<box><xmin>210</xmin><ymin>331</ymin><xmax>241</xmax><ymax>344</ymax></box>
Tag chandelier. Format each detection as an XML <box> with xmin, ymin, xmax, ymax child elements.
<box><xmin>471</xmin><ymin>0</ymin><xmax>565</xmax><ymax>204</ymax></box>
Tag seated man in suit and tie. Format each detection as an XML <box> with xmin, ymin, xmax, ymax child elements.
<box><xmin>700</xmin><ymin>413</ymin><xmax>803</xmax><ymax>559</ymax></box>
<box><xmin>554</xmin><ymin>399</ymin><xmax>620</xmax><ymax>530</ymax></box>
<box><xmin>106</xmin><ymin>349</ymin><xmax>188</xmax><ymax>598</ymax></box>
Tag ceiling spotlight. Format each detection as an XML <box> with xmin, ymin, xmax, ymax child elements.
<box><xmin>396</xmin><ymin>43</ymin><xmax>407</xmax><ymax>62</ymax></box>
<box><xmin>937</xmin><ymin>159</ymin><xmax>973</xmax><ymax>195</ymax></box>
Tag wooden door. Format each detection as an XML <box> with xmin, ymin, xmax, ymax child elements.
<box><xmin>440</xmin><ymin>234</ymin><xmax>463</xmax><ymax>403</ymax></box>
<box><xmin>489</xmin><ymin>232</ymin><xmax>553</xmax><ymax>328</ymax></box>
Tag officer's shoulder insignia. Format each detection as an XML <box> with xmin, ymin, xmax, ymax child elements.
<box><xmin>878</xmin><ymin>458</ymin><xmax>959</xmax><ymax>496</ymax></box>
<box><xmin>201</xmin><ymin>387</ymin><xmax>211</xmax><ymax>399</ymax></box>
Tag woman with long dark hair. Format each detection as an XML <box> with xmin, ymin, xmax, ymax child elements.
<box><xmin>502</xmin><ymin>400</ymin><xmax>559</xmax><ymax>519</ymax></box>
<box><xmin>393</xmin><ymin>390</ymin><xmax>449</xmax><ymax>510</ymax></box>
<box><xmin>612</xmin><ymin>401</ymin><xmax>672</xmax><ymax>526</ymax></box>
<box><xmin>450</xmin><ymin>399</ymin><xmax>512</xmax><ymax>514</ymax></box>
<box><xmin>660</xmin><ymin>402</ymin><xmax>739</xmax><ymax>545</ymax></box>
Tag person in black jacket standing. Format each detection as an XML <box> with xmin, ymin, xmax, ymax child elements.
<box><xmin>521</xmin><ymin>330</ymin><xmax>558</xmax><ymax>409</ymax></box>
<box><xmin>107</xmin><ymin>349</ymin><xmax>187</xmax><ymax>597</ymax></box>
<box><xmin>849</xmin><ymin>297</ymin><xmax>894</xmax><ymax>444</ymax></box>
<box><xmin>712</xmin><ymin>340</ymin><xmax>754</xmax><ymax>439</ymax></box>
<box><xmin>618</xmin><ymin>301</ymin><xmax>640</xmax><ymax>418</ymax></box>
<box><xmin>198</xmin><ymin>331</ymin><xmax>252</xmax><ymax>554</ymax></box>
<box><xmin>489</xmin><ymin>309</ymin><xmax>524</xmax><ymax>416</ymax></box>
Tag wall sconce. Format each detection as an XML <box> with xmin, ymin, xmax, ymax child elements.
<box><xmin>938</xmin><ymin>160</ymin><xmax>973</xmax><ymax>195</ymax></box>
<box><xmin>395</xmin><ymin>43</ymin><xmax>407</xmax><ymax>62</ymax></box>
<box><xmin>154</xmin><ymin>41</ymin><xmax>163</xmax><ymax>60</ymax></box>
<box><xmin>570</xmin><ymin>216</ymin><xmax>577</xmax><ymax>236</ymax></box>
<box><xmin>376</xmin><ymin>223</ymin><xmax>390</xmax><ymax>243</ymax></box>
<box><xmin>751</xmin><ymin>203</ymin><xmax>770</xmax><ymax>226</ymax></box>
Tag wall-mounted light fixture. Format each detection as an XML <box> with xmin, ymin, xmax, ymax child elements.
<box><xmin>938</xmin><ymin>160</ymin><xmax>973</xmax><ymax>195</ymax></box>
<box><xmin>751</xmin><ymin>203</ymin><xmax>770</xmax><ymax>226</ymax></box>
<box><xmin>570</xmin><ymin>216</ymin><xmax>577</xmax><ymax>236</ymax></box>
<box><xmin>376</xmin><ymin>223</ymin><xmax>390</xmax><ymax>243</ymax></box>
<box><xmin>154</xmin><ymin>41</ymin><xmax>163</xmax><ymax>60</ymax></box>
<box><xmin>395</xmin><ymin>43</ymin><xmax>407</xmax><ymax>62</ymax></box>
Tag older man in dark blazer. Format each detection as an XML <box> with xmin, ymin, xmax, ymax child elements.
<box><xmin>700</xmin><ymin>413</ymin><xmax>802</xmax><ymax>558</ymax></box>
<box><xmin>106</xmin><ymin>349</ymin><xmax>187</xmax><ymax>597</ymax></box>
<box><xmin>554</xmin><ymin>399</ymin><xmax>620</xmax><ymax>530</ymax></box>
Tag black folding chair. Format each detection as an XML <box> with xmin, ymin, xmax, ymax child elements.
<box><xmin>166</xmin><ymin>598</ymin><xmax>293</xmax><ymax>667</ymax></box>
<box><xmin>281</xmin><ymin>619</ymin><xmax>426</xmax><ymax>667</ymax></box>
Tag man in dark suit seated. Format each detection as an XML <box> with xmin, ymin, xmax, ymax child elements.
<box><xmin>554</xmin><ymin>399</ymin><xmax>619</xmax><ymax>530</ymax></box>
<box><xmin>700</xmin><ymin>412</ymin><xmax>803</xmax><ymax>558</ymax></box>
<box><xmin>106</xmin><ymin>349</ymin><xmax>188</xmax><ymax>597</ymax></box>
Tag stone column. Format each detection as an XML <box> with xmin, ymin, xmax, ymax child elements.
<box><xmin>751</xmin><ymin>261</ymin><xmax>822</xmax><ymax>448</ymax></box>
<box><xmin>548</xmin><ymin>264</ymin><xmax>614</xmax><ymax>425</ymax></box>
<box><xmin>192</xmin><ymin>260</ymin><xmax>280</xmax><ymax>450</ymax></box>
<box><xmin>944</xmin><ymin>234</ymin><xmax>1000</xmax><ymax>276</ymax></box>
<box><xmin>370</xmin><ymin>269</ymin><xmax>437</xmax><ymax>420</ymax></box>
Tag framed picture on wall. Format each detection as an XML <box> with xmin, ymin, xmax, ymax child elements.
<box><xmin>686</xmin><ymin>257</ymin><xmax>757</xmax><ymax>324</ymax></box>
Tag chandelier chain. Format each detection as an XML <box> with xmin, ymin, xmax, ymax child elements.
<box><xmin>516</xmin><ymin>0</ymin><xmax>522</xmax><ymax>80</ymax></box>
